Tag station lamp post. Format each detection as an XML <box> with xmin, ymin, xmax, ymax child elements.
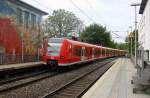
<box><xmin>129</xmin><ymin>26</ymin><xmax>133</xmax><ymax>57</ymax></box>
<box><xmin>130</xmin><ymin>3</ymin><xmax>140</xmax><ymax>67</ymax></box>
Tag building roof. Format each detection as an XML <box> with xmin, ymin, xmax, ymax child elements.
<box><xmin>139</xmin><ymin>0</ymin><xmax>148</xmax><ymax>14</ymax></box>
<box><xmin>8</xmin><ymin>0</ymin><xmax>48</xmax><ymax>15</ymax></box>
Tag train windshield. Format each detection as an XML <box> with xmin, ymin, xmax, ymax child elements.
<box><xmin>47</xmin><ymin>43</ymin><xmax>62</xmax><ymax>56</ymax></box>
<box><xmin>47</xmin><ymin>38</ymin><xmax>63</xmax><ymax>56</ymax></box>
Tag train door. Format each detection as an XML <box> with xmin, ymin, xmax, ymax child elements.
<box><xmin>92</xmin><ymin>48</ymin><xmax>95</xmax><ymax>59</ymax></box>
<box><xmin>81</xmin><ymin>47</ymin><xmax>86</xmax><ymax>61</ymax></box>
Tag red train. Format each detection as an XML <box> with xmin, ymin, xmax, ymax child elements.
<box><xmin>43</xmin><ymin>38</ymin><xmax>126</xmax><ymax>67</ymax></box>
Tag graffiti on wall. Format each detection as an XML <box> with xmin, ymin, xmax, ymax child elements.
<box><xmin>0</xmin><ymin>18</ymin><xmax>22</xmax><ymax>55</ymax></box>
<box><xmin>0</xmin><ymin>0</ymin><xmax>43</xmax><ymax>55</ymax></box>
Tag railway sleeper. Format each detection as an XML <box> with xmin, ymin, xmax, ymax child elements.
<box><xmin>65</xmin><ymin>85</ymin><xmax>85</xmax><ymax>90</ymax></box>
<box><xmin>61</xmin><ymin>88</ymin><xmax>81</xmax><ymax>94</ymax></box>
<box><xmin>51</xmin><ymin>92</ymin><xmax>74</xmax><ymax>98</ymax></box>
<box><xmin>63</xmin><ymin>87</ymin><xmax>82</xmax><ymax>92</ymax></box>
<box><xmin>50</xmin><ymin>94</ymin><xmax>64</xmax><ymax>98</ymax></box>
<box><xmin>73</xmin><ymin>81</ymin><xmax>91</xmax><ymax>85</ymax></box>
<box><xmin>70</xmin><ymin>82</ymin><xmax>91</xmax><ymax>88</ymax></box>
<box><xmin>60</xmin><ymin>89</ymin><xmax>79</xmax><ymax>94</ymax></box>
<box><xmin>70</xmin><ymin>85</ymin><xmax>87</xmax><ymax>89</ymax></box>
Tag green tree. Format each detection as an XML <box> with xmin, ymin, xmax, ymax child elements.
<box><xmin>116</xmin><ymin>43</ymin><xmax>127</xmax><ymax>50</ymax></box>
<box><xmin>127</xmin><ymin>30</ymin><xmax>138</xmax><ymax>56</ymax></box>
<box><xmin>44</xmin><ymin>9</ymin><xmax>83</xmax><ymax>37</ymax></box>
<box><xmin>80</xmin><ymin>23</ymin><xmax>112</xmax><ymax>47</ymax></box>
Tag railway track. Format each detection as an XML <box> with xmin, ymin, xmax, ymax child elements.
<box><xmin>0</xmin><ymin>69</ymin><xmax>49</xmax><ymax>84</ymax></box>
<box><xmin>0</xmin><ymin>70</ymin><xmax>58</xmax><ymax>93</ymax></box>
<box><xmin>0</xmin><ymin>58</ymin><xmax>116</xmax><ymax>98</ymax></box>
<box><xmin>42</xmin><ymin>59</ymin><xmax>115</xmax><ymax>98</ymax></box>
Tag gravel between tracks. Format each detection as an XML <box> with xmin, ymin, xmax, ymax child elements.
<box><xmin>0</xmin><ymin>59</ymin><xmax>116</xmax><ymax>98</ymax></box>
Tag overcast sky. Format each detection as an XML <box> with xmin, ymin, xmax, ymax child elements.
<box><xmin>22</xmin><ymin>0</ymin><xmax>142</xmax><ymax>43</ymax></box>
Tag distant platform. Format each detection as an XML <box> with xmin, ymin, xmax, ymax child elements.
<box><xmin>82</xmin><ymin>58</ymin><xmax>150</xmax><ymax>98</ymax></box>
<box><xmin>0</xmin><ymin>62</ymin><xmax>43</xmax><ymax>72</ymax></box>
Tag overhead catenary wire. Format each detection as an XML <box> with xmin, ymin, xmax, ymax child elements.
<box><xmin>69</xmin><ymin>0</ymin><xmax>96</xmax><ymax>22</ymax></box>
<box><xmin>69</xmin><ymin>0</ymin><xmax>124</xmax><ymax>41</ymax></box>
<box><xmin>32</xmin><ymin>0</ymin><xmax>125</xmax><ymax>40</ymax></box>
<box><xmin>27</xmin><ymin>0</ymin><xmax>97</xmax><ymax>23</ymax></box>
<box><xmin>111</xmin><ymin>31</ymin><xmax>128</xmax><ymax>40</ymax></box>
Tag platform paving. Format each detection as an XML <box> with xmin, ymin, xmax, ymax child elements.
<box><xmin>82</xmin><ymin>58</ymin><xmax>150</xmax><ymax>98</ymax></box>
<box><xmin>0</xmin><ymin>61</ymin><xmax>43</xmax><ymax>72</ymax></box>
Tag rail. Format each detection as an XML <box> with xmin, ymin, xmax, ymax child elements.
<box><xmin>42</xmin><ymin>60</ymin><xmax>115</xmax><ymax>98</ymax></box>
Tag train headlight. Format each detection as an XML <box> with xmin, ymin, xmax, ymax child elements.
<box><xmin>60</xmin><ymin>56</ymin><xmax>65</xmax><ymax>59</ymax></box>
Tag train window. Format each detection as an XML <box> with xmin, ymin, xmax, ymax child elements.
<box><xmin>48</xmin><ymin>38</ymin><xmax>64</xmax><ymax>43</ymax></box>
<box><xmin>106</xmin><ymin>49</ymin><xmax>108</xmax><ymax>55</ymax></box>
<box><xmin>107</xmin><ymin>50</ymin><xmax>108</xmax><ymax>55</ymax></box>
<box><xmin>102</xmin><ymin>49</ymin><xmax>105</xmax><ymax>55</ymax></box>
<box><xmin>100</xmin><ymin>49</ymin><xmax>101</xmax><ymax>55</ymax></box>
<box><xmin>109</xmin><ymin>50</ymin><xmax>110</xmax><ymax>55</ymax></box>
<box><xmin>91</xmin><ymin>48</ymin><xmax>94</xmax><ymax>58</ymax></box>
<box><xmin>94</xmin><ymin>49</ymin><xmax>97</xmax><ymax>56</ymax></box>
<box><xmin>47</xmin><ymin>44</ymin><xmax>62</xmax><ymax>56</ymax></box>
<box><xmin>81</xmin><ymin>47</ymin><xmax>86</xmax><ymax>57</ymax></box>
<box><xmin>97</xmin><ymin>49</ymin><xmax>99</xmax><ymax>56</ymax></box>
<box><xmin>98</xmin><ymin>50</ymin><xmax>100</xmax><ymax>56</ymax></box>
<box><xmin>96</xmin><ymin>49</ymin><xmax>97</xmax><ymax>56</ymax></box>
<box><xmin>0</xmin><ymin>46</ymin><xmax>5</xmax><ymax>54</ymax></box>
<box><xmin>74</xmin><ymin>48</ymin><xmax>81</xmax><ymax>57</ymax></box>
<box><xmin>113</xmin><ymin>50</ymin><xmax>115</xmax><ymax>55</ymax></box>
<box><xmin>79</xmin><ymin>48</ymin><xmax>82</xmax><ymax>56</ymax></box>
<box><xmin>90</xmin><ymin>49</ymin><xmax>92</xmax><ymax>56</ymax></box>
<box><xmin>94</xmin><ymin>49</ymin><xmax>96</xmax><ymax>56</ymax></box>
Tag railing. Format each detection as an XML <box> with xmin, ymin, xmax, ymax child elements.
<box><xmin>0</xmin><ymin>54</ymin><xmax>42</xmax><ymax>65</ymax></box>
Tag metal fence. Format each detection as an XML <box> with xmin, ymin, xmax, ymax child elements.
<box><xmin>0</xmin><ymin>54</ymin><xmax>42</xmax><ymax>65</ymax></box>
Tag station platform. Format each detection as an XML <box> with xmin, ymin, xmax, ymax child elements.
<box><xmin>0</xmin><ymin>62</ymin><xmax>43</xmax><ymax>72</ymax></box>
<box><xmin>82</xmin><ymin>58</ymin><xmax>150</xmax><ymax>98</ymax></box>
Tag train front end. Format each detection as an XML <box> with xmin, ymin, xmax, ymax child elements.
<box><xmin>43</xmin><ymin>38</ymin><xmax>64</xmax><ymax>68</ymax></box>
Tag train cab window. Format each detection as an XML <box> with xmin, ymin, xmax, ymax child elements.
<box><xmin>47</xmin><ymin>44</ymin><xmax>62</xmax><ymax>56</ymax></box>
<box><xmin>47</xmin><ymin>38</ymin><xmax>64</xmax><ymax>56</ymax></box>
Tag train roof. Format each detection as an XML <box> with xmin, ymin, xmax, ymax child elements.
<box><xmin>48</xmin><ymin>38</ymin><xmax>126</xmax><ymax>52</ymax></box>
